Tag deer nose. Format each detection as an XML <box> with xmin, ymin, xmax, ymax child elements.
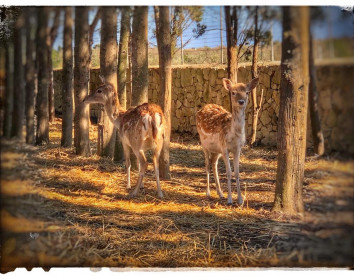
<box><xmin>238</xmin><ymin>100</ymin><xmax>245</xmax><ymax>105</ymax></box>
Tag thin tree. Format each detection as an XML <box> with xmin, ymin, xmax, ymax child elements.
<box><xmin>36</xmin><ymin>7</ymin><xmax>50</xmax><ymax>145</ymax></box>
<box><xmin>309</xmin><ymin>7</ymin><xmax>325</xmax><ymax>155</ymax></box>
<box><xmin>169</xmin><ymin>6</ymin><xmax>205</xmax><ymax>57</ymax></box>
<box><xmin>98</xmin><ymin>7</ymin><xmax>118</xmax><ymax>158</ymax></box>
<box><xmin>154</xmin><ymin>6</ymin><xmax>172</xmax><ymax>179</ymax></box>
<box><xmin>11</xmin><ymin>10</ymin><xmax>25</xmax><ymax>139</ymax></box>
<box><xmin>249</xmin><ymin>6</ymin><xmax>260</xmax><ymax>146</ymax></box>
<box><xmin>1</xmin><ymin>7</ymin><xmax>19</xmax><ymax>138</ymax></box>
<box><xmin>116</xmin><ymin>6</ymin><xmax>131</xmax><ymax>161</ymax></box>
<box><xmin>248</xmin><ymin>7</ymin><xmax>275</xmax><ymax>146</ymax></box>
<box><xmin>273</xmin><ymin>6</ymin><xmax>310</xmax><ymax>214</ymax></box>
<box><xmin>131</xmin><ymin>6</ymin><xmax>148</xmax><ymax>106</ymax></box>
<box><xmin>25</xmin><ymin>8</ymin><xmax>37</xmax><ymax>144</ymax></box>
<box><xmin>48</xmin><ymin>8</ymin><xmax>61</xmax><ymax>123</ymax></box>
<box><xmin>118</xmin><ymin>6</ymin><xmax>130</xmax><ymax>110</ymax></box>
<box><xmin>61</xmin><ymin>6</ymin><xmax>73</xmax><ymax>147</ymax></box>
<box><xmin>3</xmin><ymin>39</ymin><xmax>14</xmax><ymax>138</ymax></box>
<box><xmin>74</xmin><ymin>7</ymin><xmax>91</xmax><ymax>156</ymax></box>
<box><xmin>224</xmin><ymin>6</ymin><xmax>253</xmax><ymax>111</ymax></box>
<box><xmin>224</xmin><ymin>6</ymin><xmax>252</xmax><ymax>84</ymax></box>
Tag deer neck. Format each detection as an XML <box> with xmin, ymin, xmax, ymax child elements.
<box><xmin>103</xmin><ymin>99</ymin><xmax>125</xmax><ymax>128</ymax></box>
<box><xmin>230</xmin><ymin>105</ymin><xmax>246</xmax><ymax>136</ymax></box>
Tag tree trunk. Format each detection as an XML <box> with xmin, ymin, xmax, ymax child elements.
<box><xmin>48</xmin><ymin>9</ymin><xmax>60</xmax><ymax>123</ymax></box>
<box><xmin>131</xmin><ymin>6</ymin><xmax>148</xmax><ymax>106</ymax></box>
<box><xmin>36</xmin><ymin>7</ymin><xmax>50</xmax><ymax>145</ymax></box>
<box><xmin>116</xmin><ymin>6</ymin><xmax>131</xmax><ymax>162</ymax></box>
<box><xmin>224</xmin><ymin>6</ymin><xmax>238</xmax><ymax>83</ymax></box>
<box><xmin>25</xmin><ymin>8</ymin><xmax>37</xmax><ymax>145</ymax></box>
<box><xmin>249</xmin><ymin>7</ymin><xmax>260</xmax><ymax>146</ymax></box>
<box><xmin>99</xmin><ymin>7</ymin><xmax>118</xmax><ymax>158</ymax></box>
<box><xmin>224</xmin><ymin>6</ymin><xmax>238</xmax><ymax>112</ymax></box>
<box><xmin>74</xmin><ymin>7</ymin><xmax>91</xmax><ymax>156</ymax></box>
<box><xmin>61</xmin><ymin>7</ymin><xmax>73</xmax><ymax>147</ymax></box>
<box><xmin>155</xmin><ymin>6</ymin><xmax>172</xmax><ymax>180</ymax></box>
<box><xmin>309</xmin><ymin>32</ymin><xmax>325</xmax><ymax>156</ymax></box>
<box><xmin>3</xmin><ymin>41</ymin><xmax>14</xmax><ymax>138</ymax></box>
<box><xmin>48</xmin><ymin>51</ymin><xmax>55</xmax><ymax>122</ymax></box>
<box><xmin>11</xmin><ymin>12</ymin><xmax>25</xmax><ymax>139</ymax></box>
<box><xmin>273</xmin><ymin>7</ymin><xmax>310</xmax><ymax>214</ymax></box>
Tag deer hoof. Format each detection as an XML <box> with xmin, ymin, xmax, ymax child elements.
<box><xmin>158</xmin><ymin>192</ymin><xmax>164</xmax><ymax>199</ymax></box>
<box><xmin>206</xmin><ymin>190</ymin><xmax>211</xmax><ymax>197</ymax></box>
<box><xmin>129</xmin><ymin>189</ymin><xmax>139</xmax><ymax>198</ymax></box>
<box><xmin>238</xmin><ymin>197</ymin><xmax>244</xmax><ymax>205</ymax></box>
<box><xmin>227</xmin><ymin>198</ymin><xmax>233</xmax><ymax>205</ymax></box>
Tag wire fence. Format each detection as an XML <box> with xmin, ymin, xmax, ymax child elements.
<box><xmin>51</xmin><ymin>6</ymin><xmax>353</xmax><ymax>69</ymax></box>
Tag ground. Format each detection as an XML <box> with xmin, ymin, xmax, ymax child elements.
<box><xmin>1</xmin><ymin>119</ymin><xmax>353</xmax><ymax>271</ymax></box>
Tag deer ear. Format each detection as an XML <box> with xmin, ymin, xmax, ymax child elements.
<box><xmin>246</xmin><ymin>77</ymin><xmax>259</xmax><ymax>92</ymax></box>
<box><xmin>99</xmin><ymin>75</ymin><xmax>106</xmax><ymax>85</ymax></box>
<box><xmin>222</xmin><ymin>78</ymin><xmax>233</xmax><ymax>91</ymax></box>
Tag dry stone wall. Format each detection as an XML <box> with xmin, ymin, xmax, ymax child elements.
<box><xmin>54</xmin><ymin>62</ymin><xmax>354</xmax><ymax>154</ymax></box>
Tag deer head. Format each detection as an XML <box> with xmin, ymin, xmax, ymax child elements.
<box><xmin>83</xmin><ymin>75</ymin><xmax>120</xmax><ymax>119</ymax></box>
<box><xmin>223</xmin><ymin>77</ymin><xmax>259</xmax><ymax>109</ymax></box>
<box><xmin>83</xmin><ymin>76</ymin><xmax>115</xmax><ymax>105</ymax></box>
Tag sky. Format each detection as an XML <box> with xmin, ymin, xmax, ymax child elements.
<box><xmin>54</xmin><ymin>6</ymin><xmax>353</xmax><ymax>51</ymax></box>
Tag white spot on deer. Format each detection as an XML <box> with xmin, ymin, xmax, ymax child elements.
<box><xmin>154</xmin><ymin>113</ymin><xmax>161</xmax><ymax>127</ymax></box>
<box><xmin>142</xmin><ymin>114</ymin><xmax>151</xmax><ymax>131</ymax></box>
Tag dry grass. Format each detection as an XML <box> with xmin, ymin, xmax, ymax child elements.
<box><xmin>1</xmin><ymin>118</ymin><xmax>353</xmax><ymax>271</ymax></box>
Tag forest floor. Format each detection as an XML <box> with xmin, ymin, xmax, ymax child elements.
<box><xmin>1</xmin><ymin>118</ymin><xmax>353</xmax><ymax>271</ymax></box>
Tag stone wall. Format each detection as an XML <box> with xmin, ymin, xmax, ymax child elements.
<box><xmin>54</xmin><ymin>62</ymin><xmax>354</xmax><ymax>154</ymax></box>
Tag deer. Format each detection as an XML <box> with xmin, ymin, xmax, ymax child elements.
<box><xmin>196</xmin><ymin>77</ymin><xmax>259</xmax><ymax>205</ymax></box>
<box><xmin>83</xmin><ymin>76</ymin><xmax>165</xmax><ymax>198</ymax></box>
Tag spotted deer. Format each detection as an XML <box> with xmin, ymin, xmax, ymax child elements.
<box><xmin>196</xmin><ymin>77</ymin><xmax>259</xmax><ymax>205</ymax></box>
<box><xmin>83</xmin><ymin>77</ymin><xmax>165</xmax><ymax>198</ymax></box>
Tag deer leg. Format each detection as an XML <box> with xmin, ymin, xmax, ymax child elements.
<box><xmin>222</xmin><ymin>150</ymin><xmax>233</xmax><ymax>205</ymax></box>
<box><xmin>203</xmin><ymin>149</ymin><xmax>211</xmax><ymax>197</ymax></box>
<box><xmin>153</xmin><ymin>145</ymin><xmax>164</xmax><ymax>199</ymax></box>
<box><xmin>211</xmin><ymin>153</ymin><xmax>224</xmax><ymax>199</ymax></box>
<box><xmin>123</xmin><ymin>143</ymin><xmax>131</xmax><ymax>189</ymax></box>
<box><xmin>233</xmin><ymin>148</ymin><xmax>243</xmax><ymax>205</ymax></box>
<box><xmin>130</xmin><ymin>150</ymin><xmax>147</xmax><ymax>197</ymax></box>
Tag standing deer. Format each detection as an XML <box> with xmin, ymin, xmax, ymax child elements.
<box><xmin>196</xmin><ymin>77</ymin><xmax>259</xmax><ymax>205</ymax></box>
<box><xmin>83</xmin><ymin>77</ymin><xmax>165</xmax><ymax>198</ymax></box>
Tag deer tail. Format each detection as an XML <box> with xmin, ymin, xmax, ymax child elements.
<box><xmin>151</xmin><ymin>113</ymin><xmax>163</xmax><ymax>140</ymax></box>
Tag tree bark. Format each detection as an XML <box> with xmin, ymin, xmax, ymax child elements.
<box><xmin>25</xmin><ymin>8</ymin><xmax>37</xmax><ymax>145</ymax></box>
<box><xmin>249</xmin><ymin>7</ymin><xmax>260</xmax><ymax>146</ymax></box>
<box><xmin>224</xmin><ymin>6</ymin><xmax>239</xmax><ymax>112</ymax></box>
<box><xmin>99</xmin><ymin>7</ymin><xmax>118</xmax><ymax>159</ymax></box>
<box><xmin>155</xmin><ymin>6</ymin><xmax>172</xmax><ymax>180</ymax></box>
<box><xmin>224</xmin><ymin>6</ymin><xmax>238</xmax><ymax>84</ymax></box>
<box><xmin>35</xmin><ymin>7</ymin><xmax>50</xmax><ymax>145</ymax></box>
<box><xmin>61</xmin><ymin>7</ymin><xmax>73</xmax><ymax>147</ymax></box>
<box><xmin>273</xmin><ymin>7</ymin><xmax>310</xmax><ymax>214</ymax></box>
<box><xmin>48</xmin><ymin>8</ymin><xmax>60</xmax><ymax>123</ymax></box>
<box><xmin>116</xmin><ymin>6</ymin><xmax>131</xmax><ymax>162</ymax></box>
<box><xmin>74</xmin><ymin>7</ymin><xmax>91</xmax><ymax>156</ymax></box>
<box><xmin>118</xmin><ymin>6</ymin><xmax>130</xmax><ymax>110</ymax></box>
<box><xmin>309</xmin><ymin>32</ymin><xmax>325</xmax><ymax>156</ymax></box>
<box><xmin>11</xmin><ymin>12</ymin><xmax>25</xmax><ymax>139</ymax></box>
<box><xmin>3</xmin><ymin>41</ymin><xmax>14</xmax><ymax>138</ymax></box>
<box><xmin>131</xmin><ymin>6</ymin><xmax>148</xmax><ymax>106</ymax></box>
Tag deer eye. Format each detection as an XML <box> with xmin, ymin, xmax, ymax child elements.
<box><xmin>97</xmin><ymin>89</ymin><xmax>102</xmax><ymax>93</ymax></box>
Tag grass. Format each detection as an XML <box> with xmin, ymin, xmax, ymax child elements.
<box><xmin>1</xmin><ymin>118</ymin><xmax>353</xmax><ymax>271</ymax></box>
